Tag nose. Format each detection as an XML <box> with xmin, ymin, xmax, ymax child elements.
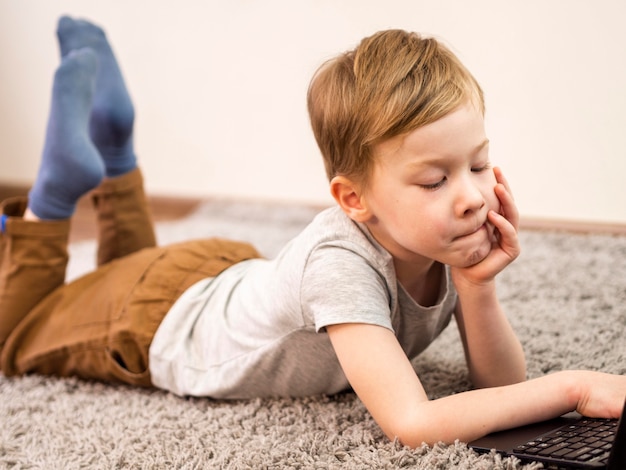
<box><xmin>454</xmin><ymin>176</ymin><xmax>486</xmax><ymax>218</ymax></box>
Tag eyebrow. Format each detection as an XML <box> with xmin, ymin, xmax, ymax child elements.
<box><xmin>406</xmin><ymin>138</ymin><xmax>490</xmax><ymax>169</ymax></box>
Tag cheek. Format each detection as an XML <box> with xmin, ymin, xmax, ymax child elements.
<box><xmin>420</xmin><ymin>206</ymin><xmax>453</xmax><ymax>239</ymax></box>
<box><xmin>487</xmin><ymin>191</ymin><xmax>501</xmax><ymax>214</ymax></box>
<box><xmin>481</xmin><ymin>177</ymin><xmax>501</xmax><ymax>213</ymax></box>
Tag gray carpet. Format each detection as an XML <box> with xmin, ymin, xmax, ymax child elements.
<box><xmin>1</xmin><ymin>199</ymin><xmax>625</xmax><ymax>469</ymax></box>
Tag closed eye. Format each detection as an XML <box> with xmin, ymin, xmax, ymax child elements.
<box><xmin>471</xmin><ymin>162</ymin><xmax>492</xmax><ymax>173</ymax></box>
<box><xmin>419</xmin><ymin>177</ymin><xmax>446</xmax><ymax>190</ymax></box>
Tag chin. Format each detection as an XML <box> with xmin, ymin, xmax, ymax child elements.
<box><xmin>464</xmin><ymin>242</ymin><xmax>492</xmax><ymax>267</ymax></box>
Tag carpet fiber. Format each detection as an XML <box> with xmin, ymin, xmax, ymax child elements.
<box><xmin>1</xmin><ymin>199</ymin><xmax>625</xmax><ymax>469</ymax></box>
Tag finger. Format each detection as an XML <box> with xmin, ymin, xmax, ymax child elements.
<box><xmin>488</xmin><ymin>209</ymin><xmax>520</xmax><ymax>260</ymax></box>
<box><xmin>493</xmin><ymin>167</ymin><xmax>514</xmax><ymax>199</ymax></box>
<box><xmin>494</xmin><ymin>183</ymin><xmax>520</xmax><ymax>230</ymax></box>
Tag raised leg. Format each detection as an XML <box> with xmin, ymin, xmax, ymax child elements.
<box><xmin>1</xmin><ymin>17</ymin><xmax>262</xmax><ymax>383</ymax></box>
<box><xmin>56</xmin><ymin>16</ymin><xmax>156</xmax><ymax>264</ymax></box>
<box><xmin>0</xmin><ymin>48</ymin><xmax>101</xmax><ymax>352</ymax></box>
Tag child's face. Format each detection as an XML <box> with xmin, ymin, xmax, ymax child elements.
<box><xmin>362</xmin><ymin>102</ymin><xmax>500</xmax><ymax>269</ymax></box>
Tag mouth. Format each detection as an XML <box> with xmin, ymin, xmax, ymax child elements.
<box><xmin>454</xmin><ymin>223</ymin><xmax>487</xmax><ymax>241</ymax></box>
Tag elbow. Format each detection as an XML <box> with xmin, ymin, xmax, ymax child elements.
<box><xmin>382</xmin><ymin>405</ymin><xmax>456</xmax><ymax>449</ymax></box>
<box><xmin>391</xmin><ymin>427</ymin><xmax>439</xmax><ymax>450</ymax></box>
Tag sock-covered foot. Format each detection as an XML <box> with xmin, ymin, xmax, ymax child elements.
<box><xmin>28</xmin><ymin>49</ymin><xmax>104</xmax><ymax>220</ymax></box>
<box><xmin>57</xmin><ymin>15</ymin><xmax>137</xmax><ymax>177</ymax></box>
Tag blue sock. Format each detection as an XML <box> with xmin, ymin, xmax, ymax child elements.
<box><xmin>28</xmin><ymin>49</ymin><xmax>104</xmax><ymax>220</ymax></box>
<box><xmin>57</xmin><ymin>16</ymin><xmax>137</xmax><ymax>178</ymax></box>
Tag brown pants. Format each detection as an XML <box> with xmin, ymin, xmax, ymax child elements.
<box><xmin>0</xmin><ymin>169</ymin><xmax>259</xmax><ymax>387</ymax></box>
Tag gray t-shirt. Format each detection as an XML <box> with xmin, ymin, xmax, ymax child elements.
<box><xmin>149</xmin><ymin>207</ymin><xmax>457</xmax><ymax>398</ymax></box>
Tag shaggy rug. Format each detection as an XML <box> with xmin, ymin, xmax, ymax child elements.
<box><xmin>1</xmin><ymin>199</ymin><xmax>625</xmax><ymax>469</ymax></box>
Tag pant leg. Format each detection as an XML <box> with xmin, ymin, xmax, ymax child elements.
<box><xmin>0</xmin><ymin>197</ymin><xmax>70</xmax><ymax>353</ymax></box>
<box><xmin>0</xmin><ymin>167</ymin><xmax>151</xmax><ymax>356</ymax></box>
<box><xmin>1</xmin><ymin>238</ymin><xmax>260</xmax><ymax>387</ymax></box>
<box><xmin>91</xmin><ymin>168</ymin><xmax>157</xmax><ymax>266</ymax></box>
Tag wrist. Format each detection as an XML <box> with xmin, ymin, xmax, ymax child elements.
<box><xmin>452</xmin><ymin>275</ymin><xmax>497</xmax><ymax>298</ymax></box>
<box><xmin>552</xmin><ymin>370</ymin><xmax>584</xmax><ymax>411</ymax></box>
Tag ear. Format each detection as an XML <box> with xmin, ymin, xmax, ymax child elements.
<box><xmin>329</xmin><ymin>175</ymin><xmax>372</xmax><ymax>223</ymax></box>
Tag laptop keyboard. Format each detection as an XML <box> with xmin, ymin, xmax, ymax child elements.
<box><xmin>513</xmin><ymin>418</ymin><xmax>616</xmax><ymax>465</ymax></box>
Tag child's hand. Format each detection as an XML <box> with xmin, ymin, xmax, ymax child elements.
<box><xmin>452</xmin><ymin>167</ymin><xmax>520</xmax><ymax>288</ymax></box>
<box><xmin>573</xmin><ymin>371</ymin><xmax>626</xmax><ymax>419</ymax></box>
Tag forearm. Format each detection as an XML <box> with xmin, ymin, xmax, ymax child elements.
<box><xmin>328</xmin><ymin>323</ymin><xmax>626</xmax><ymax>451</ymax></box>
<box><xmin>397</xmin><ymin>371</ymin><xmax>581</xmax><ymax>447</ymax></box>
<box><xmin>455</xmin><ymin>283</ymin><xmax>526</xmax><ymax>387</ymax></box>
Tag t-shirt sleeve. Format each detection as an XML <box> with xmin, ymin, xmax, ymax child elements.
<box><xmin>300</xmin><ymin>243</ymin><xmax>395</xmax><ymax>333</ymax></box>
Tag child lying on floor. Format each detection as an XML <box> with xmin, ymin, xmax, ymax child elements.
<box><xmin>0</xmin><ymin>16</ymin><xmax>624</xmax><ymax>448</ymax></box>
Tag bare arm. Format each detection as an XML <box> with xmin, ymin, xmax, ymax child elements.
<box><xmin>453</xmin><ymin>167</ymin><xmax>525</xmax><ymax>387</ymax></box>
<box><xmin>453</xmin><ymin>283</ymin><xmax>526</xmax><ymax>388</ymax></box>
<box><xmin>327</xmin><ymin>322</ymin><xmax>626</xmax><ymax>448</ymax></box>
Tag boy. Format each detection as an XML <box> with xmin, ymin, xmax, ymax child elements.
<box><xmin>0</xmin><ymin>17</ymin><xmax>624</xmax><ymax>449</ymax></box>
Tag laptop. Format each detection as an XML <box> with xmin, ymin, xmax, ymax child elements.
<box><xmin>468</xmin><ymin>398</ymin><xmax>626</xmax><ymax>469</ymax></box>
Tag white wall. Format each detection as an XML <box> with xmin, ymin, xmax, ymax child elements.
<box><xmin>0</xmin><ymin>0</ymin><xmax>624</xmax><ymax>224</ymax></box>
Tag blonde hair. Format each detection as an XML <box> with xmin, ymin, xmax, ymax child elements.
<box><xmin>307</xmin><ymin>29</ymin><xmax>484</xmax><ymax>185</ymax></box>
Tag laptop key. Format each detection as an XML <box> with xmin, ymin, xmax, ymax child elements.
<box><xmin>562</xmin><ymin>446</ymin><xmax>594</xmax><ymax>460</ymax></box>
